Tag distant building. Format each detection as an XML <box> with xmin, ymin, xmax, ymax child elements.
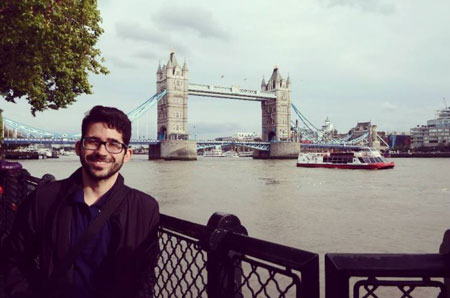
<box><xmin>320</xmin><ymin>117</ymin><xmax>337</xmax><ymax>141</ymax></box>
<box><xmin>387</xmin><ymin>133</ymin><xmax>411</xmax><ymax>151</ymax></box>
<box><xmin>411</xmin><ymin>106</ymin><xmax>450</xmax><ymax>149</ymax></box>
<box><xmin>351</xmin><ymin>121</ymin><xmax>373</xmax><ymax>138</ymax></box>
<box><xmin>215</xmin><ymin>132</ymin><xmax>261</xmax><ymax>142</ymax></box>
<box><xmin>232</xmin><ymin>132</ymin><xmax>260</xmax><ymax>141</ymax></box>
<box><xmin>344</xmin><ymin>121</ymin><xmax>389</xmax><ymax>151</ymax></box>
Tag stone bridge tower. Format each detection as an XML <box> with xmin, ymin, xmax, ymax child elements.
<box><xmin>156</xmin><ymin>51</ymin><xmax>189</xmax><ymax>140</ymax></box>
<box><xmin>151</xmin><ymin>51</ymin><xmax>196</xmax><ymax>160</ymax></box>
<box><xmin>260</xmin><ymin>67</ymin><xmax>291</xmax><ymax>142</ymax></box>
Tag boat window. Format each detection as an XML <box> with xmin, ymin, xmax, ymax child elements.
<box><xmin>358</xmin><ymin>157</ymin><xmax>364</xmax><ymax>163</ymax></box>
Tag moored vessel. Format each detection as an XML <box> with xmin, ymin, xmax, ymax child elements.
<box><xmin>297</xmin><ymin>145</ymin><xmax>395</xmax><ymax>170</ymax></box>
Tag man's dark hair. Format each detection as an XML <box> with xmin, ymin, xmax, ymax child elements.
<box><xmin>82</xmin><ymin>105</ymin><xmax>132</xmax><ymax>145</ymax></box>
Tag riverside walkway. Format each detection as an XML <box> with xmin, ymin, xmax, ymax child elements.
<box><xmin>0</xmin><ymin>168</ymin><xmax>449</xmax><ymax>297</ymax></box>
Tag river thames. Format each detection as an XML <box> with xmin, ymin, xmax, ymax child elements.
<box><xmin>19</xmin><ymin>155</ymin><xmax>450</xmax><ymax>256</ymax></box>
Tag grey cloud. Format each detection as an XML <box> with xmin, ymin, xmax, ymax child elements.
<box><xmin>115</xmin><ymin>22</ymin><xmax>166</xmax><ymax>43</ymax></box>
<box><xmin>107</xmin><ymin>56</ymin><xmax>136</xmax><ymax>69</ymax></box>
<box><xmin>134</xmin><ymin>50</ymin><xmax>158</xmax><ymax>60</ymax></box>
<box><xmin>115</xmin><ymin>22</ymin><xmax>190</xmax><ymax>58</ymax></box>
<box><xmin>382</xmin><ymin>101</ymin><xmax>397</xmax><ymax>111</ymax></box>
<box><xmin>325</xmin><ymin>0</ymin><xmax>396</xmax><ymax>14</ymax></box>
<box><xmin>154</xmin><ymin>6</ymin><xmax>230</xmax><ymax>40</ymax></box>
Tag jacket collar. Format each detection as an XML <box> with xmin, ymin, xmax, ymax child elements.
<box><xmin>64</xmin><ymin>167</ymin><xmax>125</xmax><ymax>201</ymax></box>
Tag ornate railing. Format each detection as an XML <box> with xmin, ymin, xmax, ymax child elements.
<box><xmin>325</xmin><ymin>253</ymin><xmax>450</xmax><ymax>298</ymax></box>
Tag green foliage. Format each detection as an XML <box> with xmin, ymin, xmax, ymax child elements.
<box><xmin>0</xmin><ymin>0</ymin><xmax>109</xmax><ymax>115</ymax></box>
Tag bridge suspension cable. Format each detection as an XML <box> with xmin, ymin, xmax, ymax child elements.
<box><xmin>127</xmin><ymin>90</ymin><xmax>167</xmax><ymax>122</ymax></box>
<box><xmin>290</xmin><ymin>103</ymin><xmax>320</xmax><ymax>134</ymax></box>
<box><xmin>3</xmin><ymin>117</ymin><xmax>62</xmax><ymax>138</ymax></box>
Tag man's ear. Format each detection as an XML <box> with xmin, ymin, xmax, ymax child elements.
<box><xmin>123</xmin><ymin>148</ymin><xmax>133</xmax><ymax>163</ymax></box>
<box><xmin>75</xmin><ymin>141</ymin><xmax>81</xmax><ymax>156</ymax></box>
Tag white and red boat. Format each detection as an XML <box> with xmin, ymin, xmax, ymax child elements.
<box><xmin>297</xmin><ymin>146</ymin><xmax>395</xmax><ymax>170</ymax></box>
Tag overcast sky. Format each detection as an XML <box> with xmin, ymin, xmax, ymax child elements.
<box><xmin>2</xmin><ymin>0</ymin><xmax>450</xmax><ymax>139</ymax></box>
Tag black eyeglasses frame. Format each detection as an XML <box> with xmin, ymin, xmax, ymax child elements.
<box><xmin>81</xmin><ymin>137</ymin><xmax>128</xmax><ymax>154</ymax></box>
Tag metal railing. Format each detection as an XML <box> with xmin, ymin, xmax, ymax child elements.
<box><xmin>325</xmin><ymin>253</ymin><xmax>450</xmax><ymax>298</ymax></box>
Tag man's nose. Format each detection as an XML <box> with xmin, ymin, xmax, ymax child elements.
<box><xmin>96</xmin><ymin>143</ymin><xmax>109</xmax><ymax>154</ymax></box>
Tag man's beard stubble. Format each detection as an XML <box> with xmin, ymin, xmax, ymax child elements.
<box><xmin>80</xmin><ymin>152</ymin><xmax>125</xmax><ymax>181</ymax></box>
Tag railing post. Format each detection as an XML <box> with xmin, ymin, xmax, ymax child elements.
<box><xmin>300</xmin><ymin>254</ymin><xmax>320</xmax><ymax>298</ymax></box>
<box><xmin>325</xmin><ymin>254</ymin><xmax>349</xmax><ymax>298</ymax></box>
<box><xmin>440</xmin><ymin>229</ymin><xmax>450</xmax><ymax>298</ymax></box>
<box><xmin>205</xmin><ymin>212</ymin><xmax>247</xmax><ymax>298</ymax></box>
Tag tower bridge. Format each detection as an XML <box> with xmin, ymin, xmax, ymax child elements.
<box><xmin>153</xmin><ymin>51</ymin><xmax>298</xmax><ymax>160</ymax></box>
<box><xmin>3</xmin><ymin>51</ymin><xmax>302</xmax><ymax>159</ymax></box>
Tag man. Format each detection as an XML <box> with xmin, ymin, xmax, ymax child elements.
<box><xmin>3</xmin><ymin>106</ymin><xmax>160</xmax><ymax>298</ymax></box>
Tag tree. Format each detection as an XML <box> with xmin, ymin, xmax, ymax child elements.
<box><xmin>0</xmin><ymin>0</ymin><xmax>108</xmax><ymax>115</ymax></box>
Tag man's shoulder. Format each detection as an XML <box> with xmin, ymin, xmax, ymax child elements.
<box><xmin>32</xmin><ymin>178</ymin><xmax>65</xmax><ymax>199</ymax></box>
<box><xmin>125</xmin><ymin>186</ymin><xmax>158</xmax><ymax>209</ymax></box>
<box><xmin>36</xmin><ymin>177</ymin><xmax>65</xmax><ymax>191</ymax></box>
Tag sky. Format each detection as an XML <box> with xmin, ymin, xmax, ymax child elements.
<box><xmin>2</xmin><ymin>0</ymin><xmax>450</xmax><ymax>139</ymax></box>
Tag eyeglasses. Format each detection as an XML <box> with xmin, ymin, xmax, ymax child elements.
<box><xmin>82</xmin><ymin>137</ymin><xmax>127</xmax><ymax>154</ymax></box>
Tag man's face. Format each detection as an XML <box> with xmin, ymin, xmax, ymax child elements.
<box><xmin>76</xmin><ymin>122</ymin><xmax>132</xmax><ymax>182</ymax></box>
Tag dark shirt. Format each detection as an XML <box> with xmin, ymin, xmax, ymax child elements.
<box><xmin>70</xmin><ymin>188</ymin><xmax>112</xmax><ymax>298</ymax></box>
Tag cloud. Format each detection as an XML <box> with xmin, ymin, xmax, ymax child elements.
<box><xmin>324</xmin><ymin>0</ymin><xmax>396</xmax><ymax>14</ymax></box>
<box><xmin>115</xmin><ymin>22</ymin><xmax>166</xmax><ymax>43</ymax></box>
<box><xmin>153</xmin><ymin>5</ymin><xmax>230</xmax><ymax>40</ymax></box>
<box><xmin>382</xmin><ymin>101</ymin><xmax>397</xmax><ymax>111</ymax></box>
<box><xmin>134</xmin><ymin>50</ymin><xmax>158</xmax><ymax>60</ymax></box>
<box><xmin>115</xmin><ymin>22</ymin><xmax>190</xmax><ymax>57</ymax></box>
<box><xmin>107</xmin><ymin>56</ymin><xmax>136</xmax><ymax>69</ymax></box>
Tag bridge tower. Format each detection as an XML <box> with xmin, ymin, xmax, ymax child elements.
<box><xmin>260</xmin><ymin>67</ymin><xmax>291</xmax><ymax>142</ymax></box>
<box><xmin>256</xmin><ymin>67</ymin><xmax>299</xmax><ymax>159</ymax></box>
<box><xmin>156</xmin><ymin>51</ymin><xmax>189</xmax><ymax>140</ymax></box>
<box><xmin>151</xmin><ymin>51</ymin><xmax>197</xmax><ymax>160</ymax></box>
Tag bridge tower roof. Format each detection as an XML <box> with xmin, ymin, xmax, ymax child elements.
<box><xmin>269</xmin><ymin>66</ymin><xmax>283</xmax><ymax>83</ymax></box>
<box><xmin>166</xmin><ymin>50</ymin><xmax>179</xmax><ymax>69</ymax></box>
<box><xmin>157</xmin><ymin>62</ymin><xmax>162</xmax><ymax>74</ymax></box>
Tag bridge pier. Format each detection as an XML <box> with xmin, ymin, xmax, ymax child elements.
<box><xmin>253</xmin><ymin>142</ymin><xmax>300</xmax><ymax>159</ymax></box>
<box><xmin>148</xmin><ymin>140</ymin><xmax>197</xmax><ymax>160</ymax></box>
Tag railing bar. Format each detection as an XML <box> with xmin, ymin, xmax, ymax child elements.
<box><xmin>160</xmin><ymin>229</ymin><xmax>202</xmax><ymax>245</ymax></box>
<box><xmin>224</xmin><ymin>232</ymin><xmax>318</xmax><ymax>269</ymax></box>
<box><xmin>235</xmin><ymin>254</ymin><xmax>301</xmax><ymax>279</ymax></box>
<box><xmin>327</xmin><ymin>253</ymin><xmax>450</xmax><ymax>277</ymax></box>
<box><xmin>160</xmin><ymin>214</ymin><xmax>212</xmax><ymax>241</ymax></box>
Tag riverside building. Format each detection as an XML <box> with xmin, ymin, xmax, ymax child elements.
<box><xmin>411</xmin><ymin>106</ymin><xmax>450</xmax><ymax>148</ymax></box>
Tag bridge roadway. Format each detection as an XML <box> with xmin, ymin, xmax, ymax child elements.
<box><xmin>2</xmin><ymin>138</ymin><xmax>271</xmax><ymax>151</ymax></box>
<box><xmin>188</xmin><ymin>83</ymin><xmax>276</xmax><ymax>101</ymax></box>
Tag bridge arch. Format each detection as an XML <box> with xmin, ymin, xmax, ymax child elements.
<box><xmin>158</xmin><ymin>126</ymin><xmax>167</xmax><ymax>140</ymax></box>
<box><xmin>268</xmin><ymin>131</ymin><xmax>276</xmax><ymax>142</ymax></box>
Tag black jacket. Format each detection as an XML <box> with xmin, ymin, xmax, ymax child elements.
<box><xmin>3</xmin><ymin>168</ymin><xmax>160</xmax><ymax>298</ymax></box>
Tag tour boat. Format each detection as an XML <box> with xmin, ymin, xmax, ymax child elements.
<box><xmin>297</xmin><ymin>146</ymin><xmax>395</xmax><ymax>170</ymax></box>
